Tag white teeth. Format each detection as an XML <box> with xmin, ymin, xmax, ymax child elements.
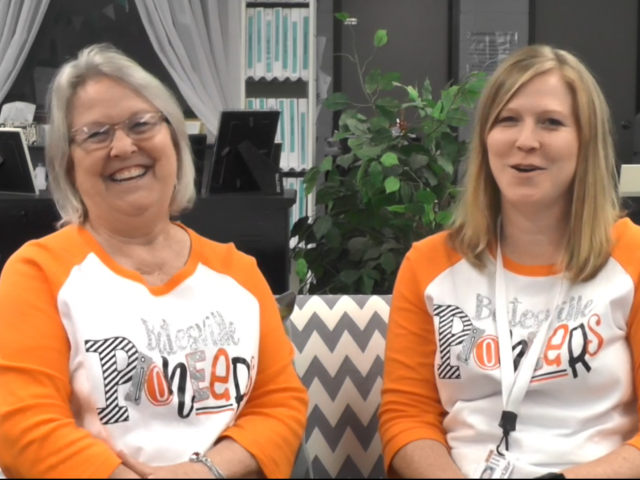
<box><xmin>111</xmin><ymin>166</ymin><xmax>147</xmax><ymax>181</ymax></box>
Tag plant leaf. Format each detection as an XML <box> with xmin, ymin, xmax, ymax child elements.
<box><xmin>409</xmin><ymin>153</ymin><xmax>429</xmax><ymax>169</ymax></box>
<box><xmin>424</xmin><ymin>169</ymin><xmax>438</xmax><ymax>186</ymax></box>
<box><xmin>384</xmin><ymin>176</ymin><xmax>401</xmax><ymax>193</ymax></box>
<box><xmin>387</xmin><ymin>205</ymin><xmax>406</xmax><ymax>213</ymax></box>
<box><xmin>406</xmin><ymin>86</ymin><xmax>419</xmax><ymax>102</ymax></box>
<box><xmin>380</xmin><ymin>152</ymin><xmax>399</xmax><ymax>167</ymax></box>
<box><xmin>400</xmin><ymin>182</ymin><xmax>413</xmax><ymax>204</ymax></box>
<box><xmin>340</xmin><ymin>270</ymin><xmax>361</xmax><ymax>285</ymax></box>
<box><xmin>356</xmin><ymin>145</ymin><xmax>383</xmax><ymax>160</ymax></box>
<box><xmin>320</xmin><ymin>156</ymin><xmax>333</xmax><ymax>172</ymax></box>
<box><xmin>312</xmin><ymin>215</ymin><xmax>332</xmax><ymax>239</ymax></box>
<box><xmin>436</xmin><ymin>210</ymin><xmax>454</xmax><ymax>226</ymax></box>
<box><xmin>336</xmin><ymin>153</ymin><xmax>355</xmax><ymax>168</ymax></box>
<box><xmin>347</xmin><ymin>237</ymin><xmax>370</xmax><ymax>261</ymax></box>
<box><xmin>369</xmin><ymin>161</ymin><xmax>384</xmax><ymax>188</ymax></box>
<box><xmin>325</xmin><ymin>226</ymin><xmax>342</xmax><ymax>248</ymax></box>
<box><xmin>335</xmin><ymin>12</ymin><xmax>349</xmax><ymax>22</ymax></box>
<box><xmin>303</xmin><ymin>168</ymin><xmax>321</xmax><ymax>193</ymax></box>
<box><xmin>381</xmin><ymin>252</ymin><xmax>397</xmax><ymax>273</ymax></box>
<box><xmin>437</xmin><ymin>155</ymin><xmax>454</xmax><ymax>175</ymax></box>
<box><xmin>324</xmin><ymin>92</ymin><xmax>350</xmax><ymax>111</ymax></box>
<box><xmin>374</xmin><ymin>29</ymin><xmax>388</xmax><ymax>47</ymax></box>
<box><xmin>416</xmin><ymin>189</ymin><xmax>437</xmax><ymax>205</ymax></box>
<box><xmin>361</xmin><ymin>274</ymin><xmax>375</xmax><ymax>294</ymax></box>
<box><xmin>346</xmin><ymin>118</ymin><xmax>369</xmax><ymax>136</ymax></box>
<box><xmin>422</xmin><ymin>77</ymin><xmax>433</xmax><ymax>100</ymax></box>
<box><xmin>379</xmin><ymin>72</ymin><xmax>401</xmax><ymax>90</ymax></box>
<box><xmin>365</xmin><ymin>68</ymin><xmax>381</xmax><ymax>94</ymax></box>
<box><xmin>295</xmin><ymin>258</ymin><xmax>308</xmax><ymax>282</ymax></box>
<box><xmin>363</xmin><ymin>246</ymin><xmax>383</xmax><ymax>261</ymax></box>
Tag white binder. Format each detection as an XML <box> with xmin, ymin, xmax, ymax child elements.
<box><xmin>254</xmin><ymin>7</ymin><xmax>265</xmax><ymax>79</ymax></box>
<box><xmin>281</xmin><ymin>9</ymin><xmax>291</xmax><ymax>80</ymax></box>
<box><xmin>264</xmin><ymin>8</ymin><xmax>274</xmax><ymax>80</ymax></box>
<box><xmin>301</xmin><ymin>8</ymin><xmax>310</xmax><ymax>81</ymax></box>
<box><xmin>298</xmin><ymin>98</ymin><xmax>308</xmax><ymax>169</ymax></box>
<box><xmin>273</xmin><ymin>8</ymin><xmax>283</xmax><ymax>79</ymax></box>
<box><xmin>246</xmin><ymin>8</ymin><xmax>255</xmax><ymax>79</ymax></box>
<box><xmin>277</xmin><ymin>98</ymin><xmax>289</xmax><ymax>170</ymax></box>
<box><xmin>290</xmin><ymin>8</ymin><xmax>301</xmax><ymax>80</ymax></box>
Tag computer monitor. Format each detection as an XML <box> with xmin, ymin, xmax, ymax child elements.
<box><xmin>202</xmin><ymin>110</ymin><xmax>282</xmax><ymax>196</ymax></box>
<box><xmin>189</xmin><ymin>133</ymin><xmax>208</xmax><ymax>193</ymax></box>
<box><xmin>0</xmin><ymin>128</ymin><xmax>38</xmax><ymax>194</ymax></box>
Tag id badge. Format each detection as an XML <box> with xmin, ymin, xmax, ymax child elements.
<box><xmin>473</xmin><ymin>449</ymin><xmax>516</xmax><ymax>479</ymax></box>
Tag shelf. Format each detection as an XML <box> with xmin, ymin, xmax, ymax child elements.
<box><xmin>246</xmin><ymin>77</ymin><xmax>309</xmax><ymax>83</ymax></box>
<box><xmin>248</xmin><ymin>2</ymin><xmax>311</xmax><ymax>7</ymax></box>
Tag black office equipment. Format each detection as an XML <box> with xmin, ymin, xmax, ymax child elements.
<box><xmin>189</xmin><ymin>133</ymin><xmax>209</xmax><ymax>192</ymax></box>
<box><xmin>0</xmin><ymin>190</ymin><xmax>295</xmax><ymax>294</ymax></box>
<box><xmin>0</xmin><ymin>129</ymin><xmax>38</xmax><ymax>195</ymax></box>
<box><xmin>202</xmin><ymin>110</ymin><xmax>281</xmax><ymax>196</ymax></box>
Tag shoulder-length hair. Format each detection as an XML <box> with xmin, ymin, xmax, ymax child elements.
<box><xmin>46</xmin><ymin>43</ymin><xmax>196</xmax><ymax>226</ymax></box>
<box><xmin>448</xmin><ymin>44</ymin><xmax>621</xmax><ymax>283</ymax></box>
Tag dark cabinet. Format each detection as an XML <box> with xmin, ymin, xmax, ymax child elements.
<box><xmin>0</xmin><ymin>191</ymin><xmax>295</xmax><ymax>294</ymax></box>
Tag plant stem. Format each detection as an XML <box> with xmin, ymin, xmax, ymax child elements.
<box><xmin>349</xmin><ymin>25</ymin><xmax>374</xmax><ymax>106</ymax></box>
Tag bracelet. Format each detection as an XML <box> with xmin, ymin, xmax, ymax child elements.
<box><xmin>189</xmin><ymin>451</ymin><xmax>226</xmax><ymax>479</ymax></box>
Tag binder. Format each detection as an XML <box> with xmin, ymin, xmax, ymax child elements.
<box><xmin>301</xmin><ymin>8</ymin><xmax>310</xmax><ymax>81</ymax></box>
<box><xmin>287</xmin><ymin>98</ymin><xmax>299</xmax><ymax>170</ymax></box>
<box><xmin>273</xmin><ymin>8</ymin><xmax>283</xmax><ymax>78</ymax></box>
<box><xmin>277</xmin><ymin>98</ymin><xmax>288</xmax><ymax>170</ymax></box>
<box><xmin>246</xmin><ymin>8</ymin><xmax>255</xmax><ymax>78</ymax></box>
<box><xmin>298</xmin><ymin>98</ymin><xmax>308</xmax><ymax>169</ymax></box>
<box><xmin>255</xmin><ymin>7</ymin><xmax>265</xmax><ymax>79</ymax></box>
<box><xmin>246</xmin><ymin>98</ymin><xmax>256</xmax><ymax>110</ymax></box>
<box><xmin>282</xmin><ymin>9</ymin><xmax>291</xmax><ymax>79</ymax></box>
<box><xmin>258</xmin><ymin>97</ymin><xmax>267</xmax><ymax>110</ymax></box>
<box><xmin>291</xmin><ymin>8</ymin><xmax>301</xmax><ymax>80</ymax></box>
<box><xmin>264</xmin><ymin>8</ymin><xmax>274</xmax><ymax>80</ymax></box>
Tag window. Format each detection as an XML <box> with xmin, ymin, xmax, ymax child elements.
<box><xmin>3</xmin><ymin>0</ymin><xmax>194</xmax><ymax>121</ymax></box>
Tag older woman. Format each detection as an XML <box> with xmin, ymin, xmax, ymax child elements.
<box><xmin>0</xmin><ymin>44</ymin><xmax>308</xmax><ymax>479</ymax></box>
<box><xmin>379</xmin><ymin>45</ymin><xmax>640</xmax><ymax>478</ymax></box>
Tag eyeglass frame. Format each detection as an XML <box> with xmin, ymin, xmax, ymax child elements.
<box><xmin>69</xmin><ymin>111</ymin><xmax>168</xmax><ymax>148</ymax></box>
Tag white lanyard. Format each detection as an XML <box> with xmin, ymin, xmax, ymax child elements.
<box><xmin>494</xmin><ymin>226</ymin><xmax>565</xmax><ymax>452</ymax></box>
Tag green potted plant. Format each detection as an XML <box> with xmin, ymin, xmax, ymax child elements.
<box><xmin>291</xmin><ymin>13</ymin><xmax>487</xmax><ymax>295</ymax></box>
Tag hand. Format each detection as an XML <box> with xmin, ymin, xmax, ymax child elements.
<box><xmin>117</xmin><ymin>450</ymin><xmax>213</xmax><ymax>479</ymax></box>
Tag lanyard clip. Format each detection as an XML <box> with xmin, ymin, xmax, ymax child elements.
<box><xmin>497</xmin><ymin>410</ymin><xmax>518</xmax><ymax>456</ymax></box>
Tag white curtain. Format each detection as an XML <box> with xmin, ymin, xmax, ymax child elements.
<box><xmin>134</xmin><ymin>0</ymin><xmax>242</xmax><ymax>134</ymax></box>
<box><xmin>0</xmin><ymin>0</ymin><xmax>51</xmax><ymax>104</ymax></box>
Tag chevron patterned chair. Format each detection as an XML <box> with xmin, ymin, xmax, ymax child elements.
<box><xmin>288</xmin><ymin>295</ymin><xmax>391</xmax><ymax>479</ymax></box>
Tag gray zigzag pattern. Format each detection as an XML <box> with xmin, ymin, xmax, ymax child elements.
<box><xmin>300</xmin><ymin>356</ymin><xmax>384</xmax><ymax>401</ymax></box>
<box><xmin>295</xmin><ymin>295</ymin><xmax>392</xmax><ymax>311</ymax></box>
<box><xmin>290</xmin><ymin>313</ymin><xmax>388</xmax><ymax>352</ymax></box>
<box><xmin>311</xmin><ymin>455</ymin><xmax>385</xmax><ymax>479</ymax></box>
<box><xmin>306</xmin><ymin>404</ymin><xmax>380</xmax><ymax>451</ymax></box>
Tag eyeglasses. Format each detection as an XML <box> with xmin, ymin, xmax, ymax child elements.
<box><xmin>70</xmin><ymin>112</ymin><xmax>167</xmax><ymax>150</ymax></box>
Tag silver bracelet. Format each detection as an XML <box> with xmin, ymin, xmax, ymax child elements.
<box><xmin>189</xmin><ymin>451</ymin><xmax>225</xmax><ymax>479</ymax></box>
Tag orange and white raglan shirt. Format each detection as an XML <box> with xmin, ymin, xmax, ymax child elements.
<box><xmin>379</xmin><ymin>218</ymin><xmax>640</xmax><ymax>478</ymax></box>
<box><xmin>0</xmin><ymin>224</ymin><xmax>308</xmax><ymax>479</ymax></box>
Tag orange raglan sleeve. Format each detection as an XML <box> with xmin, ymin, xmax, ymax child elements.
<box><xmin>378</xmin><ymin>244</ymin><xmax>449</xmax><ymax>475</ymax></box>
<box><xmin>0</xmin><ymin>244</ymin><xmax>122</xmax><ymax>479</ymax></box>
<box><xmin>218</xmin><ymin>252</ymin><xmax>308</xmax><ymax>478</ymax></box>
<box><xmin>618</xmin><ymin>221</ymin><xmax>640</xmax><ymax>452</ymax></box>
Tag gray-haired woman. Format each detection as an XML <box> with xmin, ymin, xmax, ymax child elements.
<box><xmin>0</xmin><ymin>44</ymin><xmax>308</xmax><ymax>479</ymax></box>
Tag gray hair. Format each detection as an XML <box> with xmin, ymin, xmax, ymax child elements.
<box><xmin>46</xmin><ymin>43</ymin><xmax>196</xmax><ymax>226</ymax></box>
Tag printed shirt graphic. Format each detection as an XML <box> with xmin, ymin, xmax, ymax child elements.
<box><xmin>0</xmin><ymin>225</ymin><xmax>307</xmax><ymax>479</ymax></box>
<box><xmin>379</xmin><ymin>218</ymin><xmax>640</xmax><ymax>478</ymax></box>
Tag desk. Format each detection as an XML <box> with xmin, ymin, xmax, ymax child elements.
<box><xmin>0</xmin><ymin>191</ymin><xmax>295</xmax><ymax>294</ymax></box>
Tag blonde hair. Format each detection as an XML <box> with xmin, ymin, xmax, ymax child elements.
<box><xmin>46</xmin><ymin>43</ymin><xmax>196</xmax><ymax>226</ymax></box>
<box><xmin>448</xmin><ymin>44</ymin><xmax>621</xmax><ymax>282</ymax></box>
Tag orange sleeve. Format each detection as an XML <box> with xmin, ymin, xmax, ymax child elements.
<box><xmin>0</xmin><ymin>244</ymin><xmax>121</xmax><ymax>479</ymax></box>
<box><xmin>378</xmin><ymin>240</ymin><xmax>454</xmax><ymax>475</ymax></box>
<box><xmin>613</xmin><ymin>220</ymin><xmax>640</xmax><ymax>452</ymax></box>
<box><xmin>218</xmin><ymin>254</ymin><xmax>308</xmax><ymax>478</ymax></box>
